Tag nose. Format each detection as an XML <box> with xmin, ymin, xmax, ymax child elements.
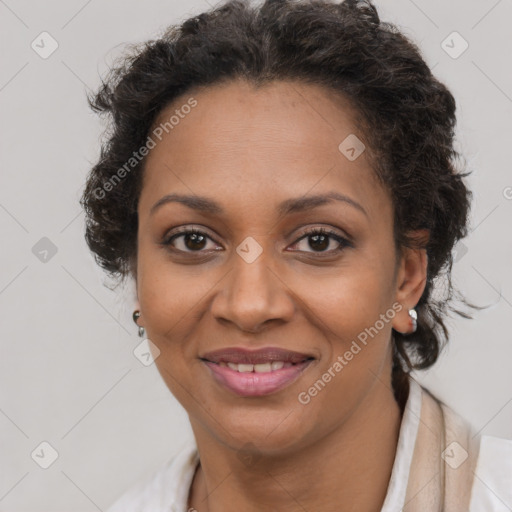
<box><xmin>210</xmin><ymin>246</ymin><xmax>295</xmax><ymax>333</ymax></box>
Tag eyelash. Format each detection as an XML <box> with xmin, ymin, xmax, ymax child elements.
<box><xmin>161</xmin><ymin>226</ymin><xmax>352</xmax><ymax>257</ymax></box>
<box><xmin>294</xmin><ymin>227</ymin><xmax>353</xmax><ymax>254</ymax></box>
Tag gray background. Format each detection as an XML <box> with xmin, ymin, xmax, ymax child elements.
<box><xmin>1</xmin><ymin>0</ymin><xmax>511</xmax><ymax>510</ymax></box>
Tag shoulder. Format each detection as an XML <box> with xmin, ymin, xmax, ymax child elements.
<box><xmin>105</xmin><ymin>442</ymin><xmax>199</xmax><ymax>512</ymax></box>
<box><xmin>418</xmin><ymin>382</ymin><xmax>512</xmax><ymax>510</ymax></box>
<box><xmin>470</xmin><ymin>434</ymin><xmax>512</xmax><ymax>510</ymax></box>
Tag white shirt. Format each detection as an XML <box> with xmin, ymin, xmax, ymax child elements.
<box><xmin>106</xmin><ymin>378</ymin><xmax>512</xmax><ymax>511</ymax></box>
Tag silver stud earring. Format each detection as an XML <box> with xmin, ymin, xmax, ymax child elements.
<box><xmin>408</xmin><ymin>308</ymin><xmax>417</xmax><ymax>334</ymax></box>
<box><xmin>132</xmin><ymin>310</ymin><xmax>145</xmax><ymax>338</ymax></box>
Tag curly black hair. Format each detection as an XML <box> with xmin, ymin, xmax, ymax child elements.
<box><xmin>80</xmin><ymin>0</ymin><xmax>472</xmax><ymax>400</ymax></box>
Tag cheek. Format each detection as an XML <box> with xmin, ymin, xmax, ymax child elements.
<box><xmin>288</xmin><ymin>264</ymin><xmax>397</xmax><ymax>396</ymax></box>
<box><xmin>138</xmin><ymin>263</ymin><xmax>212</xmax><ymax>340</ymax></box>
<box><xmin>136</xmin><ymin>244</ymin><xmax>229</xmax><ymax>375</ymax></box>
<box><xmin>290</xmin><ymin>260</ymin><xmax>395</xmax><ymax>333</ymax></box>
<box><xmin>292</xmin><ymin>269</ymin><xmax>397</xmax><ymax>424</ymax></box>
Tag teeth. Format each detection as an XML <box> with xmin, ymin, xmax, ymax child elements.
<box><xmin>221</xmin><ymin>361</ymin><xmax>292</xmax><ymax>373</ymax></box>
<box><xmin>254</xmin><ymin>363</ymin><xmax>272</xmax><ymax>373</ymax></box>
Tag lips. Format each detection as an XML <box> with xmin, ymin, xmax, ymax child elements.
<box><xmin>200</xmin><ymin>347</ymin><xmax>315</xmax><ymax>397</ymax></box>
<box><xmin>201</xmin><ymin>347</ymin><xmax>314</xmax><ymax>365</ymax></box>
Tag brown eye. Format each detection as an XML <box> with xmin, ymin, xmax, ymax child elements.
<box><xmin>162</xmin><ymin>228</ymin><xmax>219</xmax><ymax>253</ymax></box>
<box><xmin>183</xmin><ymin>232</ymin><xmax>207</xmax><ymax>250</ymax></box>
<box><xmin>290</xmin><ymin>227</ymin><xmax>352</xmax><ymax>255</ymax></box>
<box><xmin>307</xmin><ymin>233</ymin><xmax>330</xmax><ymax>251</ymax></box>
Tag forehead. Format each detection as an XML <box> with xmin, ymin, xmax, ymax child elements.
<box><xmin>140</xmin><ymin>79</ymin><xmax>390</xmax><ymax>222</ymax></box>
<box><xmin>151</xmin><ymin>78</ymin><xmax>364</xmax><ymax>156</ymax></box>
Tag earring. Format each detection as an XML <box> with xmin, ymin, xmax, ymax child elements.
<box><xmin>132</xmin><ymin>310</ymin><xmax>145</xmax><ymax>338</ymax></box>
<box><xmin>408</xmin><ymin>308</ymin><xmax>417</xmax><ymax>334</ymax></box>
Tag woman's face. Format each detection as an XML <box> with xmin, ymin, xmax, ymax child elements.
<box><xmin>136</xmin><ymin>79</ymin><xmax>423</xmax><ymax>454</ymax></box>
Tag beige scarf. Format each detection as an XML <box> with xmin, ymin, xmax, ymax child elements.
<box><xmin>403</xmin><ymin>385</ymin><xmax>481</xmax><ymax>511</ymax></box>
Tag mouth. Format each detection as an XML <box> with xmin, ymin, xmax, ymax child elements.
<box><xmin>200</xmin><ymin>347</ymin><xmax>315</xmax><ymax>397</ymax></box>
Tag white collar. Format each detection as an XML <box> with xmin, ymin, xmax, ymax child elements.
<box><xmin>380</xmin><ymin>375</ymin><xmax>422</xmax><ymax>511</ymax></box>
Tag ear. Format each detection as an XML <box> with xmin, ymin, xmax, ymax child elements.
<box><xmin>131</xmin><ymin>262</ymin><xmax>143</xmax><ymax>326</ymax></box>
<box><xmin>133</xmin><ymin>300</ymin><xmax>144</xmax><ymax>327</ymax></box>
<box><xmin>392</xmin><ymin>230</ymin><xmax>429</xmax><ymax>334</ymax></box>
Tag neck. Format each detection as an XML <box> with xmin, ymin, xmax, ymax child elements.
<box><xmin>188</xmin><ymin>378</ymin><xmax>404</xmax><ymax>512</ymax></box>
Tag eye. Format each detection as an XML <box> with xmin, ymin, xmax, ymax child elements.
<box><xmin>161</xmin><ymin>226</ymin><xmax>352</xmax><ymax>257</ymax></box>
<box><xmin>289</xmin><ymin>227</ymin><xmax>352</xmax><ymax>255</ymax></box>
<box><xmin>161</xmin><ymin>228</ymin><xmax>221</xmax><ymax>253</ymax></box>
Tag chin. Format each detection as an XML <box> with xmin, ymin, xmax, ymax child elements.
<box><xmin>208</xmin><ymin>405</ymin><xmax>311</xmax><ymax>454</ymax></box>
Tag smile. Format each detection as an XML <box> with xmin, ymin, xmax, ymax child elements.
<box><xmin>200</xmin><ymin>347</ymin><xmax>315</xmax><ymax>397</ymax></box>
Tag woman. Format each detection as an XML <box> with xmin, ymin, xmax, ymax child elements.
<box><xmin>81</xmin><ymin>0</ymin><xmax>511</xmax><ymax>510</ymax></box>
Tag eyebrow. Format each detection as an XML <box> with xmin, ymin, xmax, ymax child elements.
<box><xmin>149</xmin><ymin>191</ymin><xmax>368</xmax><ymax>218</ymax></box>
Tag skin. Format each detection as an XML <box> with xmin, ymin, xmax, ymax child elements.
<box><xmin>134</xmin><ymin>78</ymin><xmax>427</xmax><ymax>512</ymax></box>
